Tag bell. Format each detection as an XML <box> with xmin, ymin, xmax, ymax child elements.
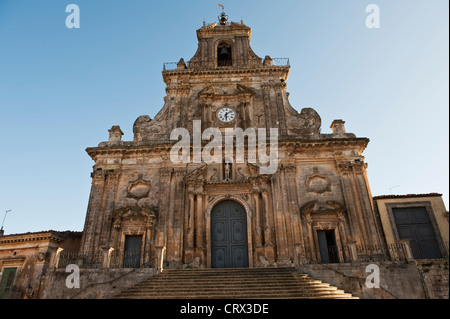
<box><xmin>219</xmin><ymin>46</ymin><xmax>230</xmax><ymax>59</ymax></box>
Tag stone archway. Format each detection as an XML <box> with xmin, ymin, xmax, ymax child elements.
<box><xmin>300</xmin><ymin>200</ymin><xmax>349</xmax><ymax>263</ymax></box>
<box><xmin>206</xmin><ymin>195</ymin><xmax>254</xmax><ymax>268</ymax></box>
<box><xmin>210</xmin><ymin>200</ymin><xmax>249</xmax><ymax>268</ymax></box>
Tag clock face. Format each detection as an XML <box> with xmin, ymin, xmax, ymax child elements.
<box><xmin>217</xmin><ymin>107</ymin><xmax>236</xmax><ymax>123</ymax></box>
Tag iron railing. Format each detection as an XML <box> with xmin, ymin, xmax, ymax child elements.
<box><xmin>163</xmin><ymin>58</ymin><xmax>290</xmax><ymax>71</ymax></box>
<box><xmin>56</xmin><ymin>251</ymin><xmax>103</xmax><ymax>269</ymax></box>
<box><xmin>69</xmin><ymin>248</ymin><xmax>165</xmax><ymax>299</ymax></box>
<box><xmin>56</xmin><ymin>250</ymin><xmax>157</xmax><ymax>269</ymax></box>
<box><xmin>163</xmin><ymin>62</ymin><xmax>178</xmax><ymax>71</ymax></box>
<box><xmin>271</xmin><ymin>58</ymin><xmax>290</xmax><ymax>66</ymax></box>
<box><xmin>312</xmin><ymin>242</ymin><xmax>441</xmax><ymax>264</ymax></box>
<box><xmin>109</xmin><ymin>250</ymin><xmax>146</xmax><ymax>269</ymax></box>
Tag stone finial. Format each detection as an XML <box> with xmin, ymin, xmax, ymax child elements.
<box><xmin>330</xmin><ymin>119</ymin><xmax>346</xmax><ymax>135</ymax></box>
<box><xmin>108</xmin><ymin>126</ymin><xmax>124</xmax><ymax>143</ymax></box>
<box><xmin>177</xmin><ymin>58</ymin><xmax>186</xmax><ymax>70</ymax></box>
<box><xmin>263</xmin><ymin>55</ymin><xmax>273</xmax><ymax>66</ymax></box>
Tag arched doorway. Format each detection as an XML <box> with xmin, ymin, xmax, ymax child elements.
<box><xmin>211</xmin><ymin>200</ymin><xmax>249</xmax><ymax>268</ymax></box>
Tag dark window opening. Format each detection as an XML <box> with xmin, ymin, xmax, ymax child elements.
<box><xmin>318</xmin><ymin>230</ymin><xmax>339</xmax><ymax>263</ymax></box>
<box><xmin>393</xmin><ymin>207</ymin><xmax>442</xmax><ymax>259</ymax></box>
<box><xmin>0</xmin><ymin>268</ymin><xmax>17</xmax><ymax>299</ymax></box>
<box><xmin>217</xmin><ymin>43</ymin><xmax>232</xmax><ymax>67</ymax></box>
<box><xmin>123</xmin><ymin>235</ymin><xmax>143</xmax><ymax>268</ymax></box>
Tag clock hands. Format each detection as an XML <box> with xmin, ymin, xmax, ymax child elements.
<box><xmin>218</xmin><ymin>108</ymin><xmax>234</xmax><ymax>122</ymax></box>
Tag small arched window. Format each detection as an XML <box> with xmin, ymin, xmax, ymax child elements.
<box><xmin>217</xmin><ymin>43</ymin><xmax>232</xmax><ymax>66</ymax></box>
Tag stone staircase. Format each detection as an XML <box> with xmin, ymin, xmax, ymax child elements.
<box><xmin>115</xmin><ymin>267</ymin><xmax>358</xmax><ymax>299</ymax></box>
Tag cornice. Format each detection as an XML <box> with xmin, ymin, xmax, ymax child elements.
<box><xmin>86</xmin><ymin>142</ymin><xmax>174</xmax><ymax>159</ymax></box>
<box><xmin>279</xmin><ymin>137</ymin><xmax>369</xmax><ymax>148</ymax></box>
<box><xmin>162</xmin><ymin>65</ymin><xmax>290</xmax><ymax>78</ymax></box>
<box><xmin>0</xmin><ymin>231</ymin><xmax>64</xmax><ymax>244</ymax></box>
<box><xmin>86</xmin><ymin>137</ymin><xmax>369</xmax><ymax>161</ymax></box>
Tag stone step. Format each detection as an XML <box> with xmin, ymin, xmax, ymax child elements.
<box><xmin>131</xmin><ymin>282</ymin><xmax>335</xmax><ymax>290</ymax></box>
<box><xmin>126</xmin><ymin>284</ymin><xmax>340</xmax><ymax>292</ymax></box>
<box><xmin>116</xmin><ymin>292</ymin><xmax>356</xmax><ymax>299</ymax></box>
<box><xmin>161</xmin><ymin>268</ymin><xmax>296</xmax><ymax>275</ymax></box>
<box><xmin>116</xmin><ymin>289</ymin><xmax>351</xmax><ymax>298</ymax></box>
<box><xmin>137</xmin><ymin>275</ymin><xmax>319</xmax><ymax>284</ymax></box>
<box><xmin>114</xmin><ymin>268</ymin><xmax>358</xmax><ymax>299</ymax></box>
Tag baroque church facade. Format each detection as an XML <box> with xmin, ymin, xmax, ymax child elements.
<box><xmin>79</xmin><ymin>12</ymin><xmax>386</xmax><ymax>270</ymax></box>
<box><xmin>1</xmin><ymin>11</ymin><xmax>448</xmax><ymax>300</ymax></box>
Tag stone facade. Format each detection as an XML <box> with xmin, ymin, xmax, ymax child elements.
<box><xmin>78</xmin><ymin>17</ymin><xmax>385</xmax><ymax>270</ymax></box>
<box><xmin>1</xmin><ymin>13</ymin><xmax>448</xmax><ymax>299</ymax></box>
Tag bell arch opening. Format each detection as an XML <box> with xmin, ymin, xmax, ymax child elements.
<box><xmin>217</xmin><ymin>43</ymin><xmax>232</xmax><ymax>66</ymax></box>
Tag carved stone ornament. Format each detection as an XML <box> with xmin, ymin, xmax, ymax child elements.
<box><xmin>133</xmin><ymin>109</ymin><xmax>169</xmax><ymax>141</ymax></box>
<box><xmin>112</xmin><ymin>206</ymin><xmax>158</xmax><ymax>226</ymax></box>
<box><xmin>317</xmin><ymin>222</ymin><xmax>333</xmax><ymax>230</ymax></box>
<box><xmin>286</xmin><ymin>107</ymin><xmax>321</xmax><ymax>137</ymax></box>
<box><xmin>337</xmin><ymin>161</ymin><xmax>367</xmax><ymax>173</ymax></box>
<box><xmin>127</xmin><ymin>175</ymin><xmax>152</xmax><ymax>200</ymax></box>
<box><xmin>305</xmin><ymin>175</ymin><xmax>331</xmax><ymax>194</ymax></box>
<box><xmin>35</xmin><ymin>252</ymin><xmax>48</xmax><ymax>262</ymax></box>
<box><xmin>300</xmin><ymin>200</ymin><xmax>346</xmax><ymax>216</ymax></box>
<box><xmin>184</xmin><ymin>164</ymin><xmax>208</xmax><ymax>182</ymax></box>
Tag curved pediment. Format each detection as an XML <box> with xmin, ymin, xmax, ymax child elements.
<box><xmin>113</xmin><ymin>206</ymin><xmax>157</xmax><ymax>221</ymax></box>
<box><xmin>300</xmin><ymin>200</ymin><xmax>346</xmax><ymax>216</ymax></box>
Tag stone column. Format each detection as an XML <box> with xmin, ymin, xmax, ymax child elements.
<box><xmin>186</xmin><ymin>193</ymin><xmax>195</xmax><ymax>249</ymax></box>
<box><xmin>253</xmin><ymin>192</ymin><xmax>263</xmax><ymax>247</ymax></box>
<box><xmin>261</xmin><ymin>85</ymin><xmax>273</xmax><ymax>129</ymax></box>
<box><xmin>166</xmin><ymin>171</ymin><xmax>177</xmax><ymax>263</ymax></box>
<box><xmin>157</xmin><ymin>168</ymin><xmax>172</xmax><ymax>250</ymax></box>
<box><xmin>337</xmin><ymin>162</ymin><xmax>364</xmax><ymax>243</ymax></box>
<box><xmin>304</xmin><ymin>214</ymin><xmax>316</xmax><ymax>261</ymax></box>
<box><xmin>79</xmin><ymin>170</ymin><xmax>105</xmax><ymax>255</ymax></box>
<box><xmin>195</xmin><ymin>194</ymin><xmax>204</xmax><ymax>249</ymax></box>
<box><xmin>271</xmin><ymin>173</ymin><xmax>291</xmax><ymax>265</ymax></box>
<box><xmin>346</xmin><ymin>240</ymin><xmax>358</xmax><ymax>262</ymax></box>
<box><xmin>354</xmin><ymin>163</ymin><xmax>382</xmax><ymax>247</ymax></box>
<box><xmin>99</xmin><ymin>171</ymin><xmax>121</xmax><ymax>249</ymax></box>
<box><xmin>111</xmin><ymin>220</ymin><xmax>121</xmax><ymax>250</ymax></box>
<box><xmin>261</xmin><ymin>191</ymin><xmax>273</xmax><ymax>246</ymax></box>
<box><xmin>144</xmin><ymin>217</ymin><xmax>155</xmax><ymax>264</ymax></box>
<box><xmin>183</xmin><ymin>192</ymin><xmax>195</xmax><ymax>264</ymax></box>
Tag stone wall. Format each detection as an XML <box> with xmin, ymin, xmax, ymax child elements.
<box><xmin>300</xmin><ymin>260</ymin><xmax>449</xmax><ymax>299</ymax></box>
<box><xmin>417</xmin><ymin>260</ymin><xmax>449</xmax><ymax>299</ymax></box>
<box><xmin>39</xmin><ymin>267</ymin><xmax>156</xmax><ymax>299</ymax></box>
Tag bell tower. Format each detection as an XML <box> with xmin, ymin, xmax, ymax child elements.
<box><xmin>187</xmin><ymin>12</ymin><xmax>263</xmax><ymax>70</ymax></box>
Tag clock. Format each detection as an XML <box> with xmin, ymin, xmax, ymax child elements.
<box><xmin>217</xmin><ymin>107</ymin><xmax>236</xmax><ymax>123</ymax></box>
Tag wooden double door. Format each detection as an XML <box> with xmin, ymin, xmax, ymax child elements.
<box><xmin>211</xmin><ymin>201</ymin><xmax>249</xmax><ymax>268</ymax></box>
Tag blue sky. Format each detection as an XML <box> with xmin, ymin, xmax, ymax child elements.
<box><xmin>0</xmin><ymin>0</ymin><xmax>448</xmax><ymax>235</ymax></box>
